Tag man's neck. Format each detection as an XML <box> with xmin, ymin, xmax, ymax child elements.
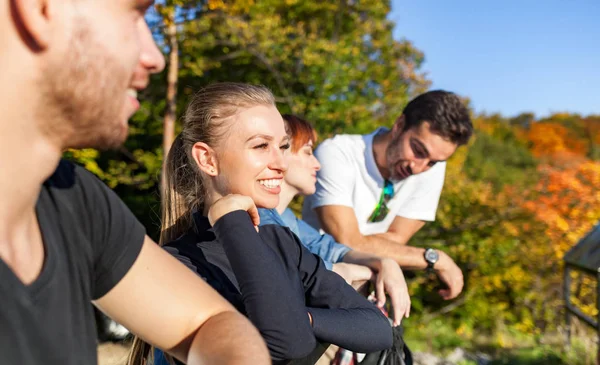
<box><xmin>276</xmin><ymin>182</ymin><xmax>297</xmax><ymax>214</ymax></box>
<box><xmin>0</xmin><ymin>104</ymin><xmax>62</xmax><ymax>241</ymax></box>
<box><xmin>372</xmin><ymin>129</ymin><xmax>392</xmax><ymax>180</ymax></box>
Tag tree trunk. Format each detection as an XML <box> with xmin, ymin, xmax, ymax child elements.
<box><xmin>161</xmin><ymin>13</ymin><xmax>178</xmax><ymax>192</ymax></box>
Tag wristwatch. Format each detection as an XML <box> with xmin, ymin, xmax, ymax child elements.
<box><xmin>424</xmin><ymin>248</ymin><xmax>439</xmax><ymax>270</ymax></box>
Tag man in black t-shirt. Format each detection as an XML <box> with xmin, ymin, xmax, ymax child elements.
<box><xmin>0</xmin><ymin>1</ymin><xmax>269</xmax><ymax>364</ymax></box>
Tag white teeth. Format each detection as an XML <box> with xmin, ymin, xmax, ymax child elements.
<box><xmin>259</xmin><ymin>179</ymin><xmax>281</xmax><ymax>189</ymax></box>
<box><xmin>127</xmin><ymin>89</ymin><xmax>138</xmax><ymax>98</ymax></box>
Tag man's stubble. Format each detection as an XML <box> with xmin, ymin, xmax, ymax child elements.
<box><xmin>38</xmin><ymin>20</ymin><xmax>132</xmax><ymax>151</ymax></box>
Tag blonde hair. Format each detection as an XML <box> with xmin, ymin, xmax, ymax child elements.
<box><xmin>127</xmin><ymin>82</ymin><xmax>275</xmax><ymax>365</ymax></box>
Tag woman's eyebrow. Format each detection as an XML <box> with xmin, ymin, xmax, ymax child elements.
<box><xmin>246</xmin><ymin>134</ymin><xmax>274</xmax><ymax>142</ymax></box>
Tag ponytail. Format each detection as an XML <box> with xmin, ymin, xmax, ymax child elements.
<box><xmin>160</xmin><ymin>133</ymin><xmax>204</xmax><ymax>245</ymax></box>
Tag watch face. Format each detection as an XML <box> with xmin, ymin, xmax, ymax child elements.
<box><xmin>425</xmin><ymin>249</ymin><xmax>439</xmax><ymax>263</ymax></box>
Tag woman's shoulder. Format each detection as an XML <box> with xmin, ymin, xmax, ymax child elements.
<box><xmin>162</xmin><ymin>229</ymin><xmax>208</xmax><ymax>269</ymax></box>
<box><xmin>163</xmin><ymin>226</ymin><xmax>243</xmax><ymax>306</ymax></box>
<box><xmin>162</xmin><ymin>225</ymin><xmax>223</xmax><ymax>269</ymax></box>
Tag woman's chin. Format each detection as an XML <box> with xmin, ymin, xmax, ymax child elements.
<box><xmin>301</xmin><ymin>187</ymin><xmax>317</xmax><ymax>196</ymax></box>
<box><xmin>254</xmin><ymin>197</ymin><xmax>279</xmax><ymax>210</ymax></box>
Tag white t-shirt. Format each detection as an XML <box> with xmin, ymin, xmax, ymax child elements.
<box><xmin>302</xmin><ymin>127</ymin><xmax>446</xmax><ymax>235</ymax></box>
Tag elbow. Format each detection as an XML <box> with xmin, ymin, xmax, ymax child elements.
<box><xmin>354</xmin><ymin>327</ymin><xmax>392</xmax><ymax>354</ymax></box>
<box><xmin>356</xmin><ymin>309</ymin><xmax>393</xmax><ymax>353</ymax></box>
<box><xmin>283</xmin><ymin>336</ymin><xmax>318</xmax><ymax>360</ymax></box>
<box><xmin>265</xmin><ymin>329</ymin><xmax>317</xmax><ymax>361</ymax></box>
<box><xmin>372</xmin><ymin>312</ymin><xmax>393</xmax><ymax>351</ymax></box>
<box><xmin>377</xmin><ymin>324</ymin><xmax>394</xmax><ymax>351</ymax></box>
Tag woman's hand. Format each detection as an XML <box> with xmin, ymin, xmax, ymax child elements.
<box><xmin>208</xmin><ymin>194</ymin><xmax>260</xmax><ymax>230</ymax></box>
<box><xmin>374</xmin><ymin>258</ymin><xmax>411</xmax><ymax>326</ymax></box>
<box><xmin>332</xmin><ymin>262</ymin><xmax>375</xmax><ymax>290</ymax></box>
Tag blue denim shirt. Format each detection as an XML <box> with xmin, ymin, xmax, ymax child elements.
<box><xmin>153</xmin><ymin>348</ymin><xmax>170</xmax><ymax>365</ymax></box>
<box><xmin>258</xmin><ymin>208</ymin><xmax>351</xmax><ymax>270</ymax></box>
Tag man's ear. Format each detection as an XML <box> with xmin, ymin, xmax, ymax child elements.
<box><xmin>191</xmin><ymin>142</ymin><xmax>219</xmax><ymax>176</ymax></box>
<box><xmin>392</xmin><ymin>115</ymin><xmax>405</xmax><ymax>134</ymax></box>
<box><xmin>12</xmin><ymin>0</ymin><xmax>56</xmax><ymax>50</ymax></box>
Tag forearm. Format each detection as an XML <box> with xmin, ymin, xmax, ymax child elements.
<box><xmin>308</xmin><ymin>306</ymin><xmax>392</xmax><ymax>353</ymax></box>
<box><xmin>214</xmin><ymin>211</ymin><xmax>316</xmax><ymax>359</ymax></box>
<box><xmin>345</xmin><ymin>234</ymin><xmax>427</xmax><ymax>270</ymax></box>
<box><xmin>341</xmin><ymin>250</ymin><xmax>382</xmax><ymax>271</ymax></box>
<box><xmin>184</xmin><ymin>311</ymin><xmax>270</xmax><ymax>364</ymax></box>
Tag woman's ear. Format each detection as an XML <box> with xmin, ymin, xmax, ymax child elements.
<box><xmin>191</xmin><ymin>142</ymin><xmax>218</xmax><ymax>176</ymax></box>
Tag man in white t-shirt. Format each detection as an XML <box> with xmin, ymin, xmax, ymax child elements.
<box><xmin>303</xmin><ymin>90</ymin><xmax>473</xmax><ymax>300</ymax></box>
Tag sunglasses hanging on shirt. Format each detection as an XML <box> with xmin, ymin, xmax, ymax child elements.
<box><xmin>368</xmin><ymin>179</ymin><xmax>395</xmax><ymax>223</ymax></box>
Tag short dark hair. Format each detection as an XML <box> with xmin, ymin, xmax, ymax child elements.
<box><xmin>402</xmin><ymin>90</ymin><xmax>473</xmax><ymax>146</ymax></box>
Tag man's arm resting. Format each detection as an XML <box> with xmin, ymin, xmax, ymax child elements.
<box><xmin>94</xmin><ymin>236</ymin><xmax>269</xmax><ymax>364</ymax></box>
<box><xmin>315</xmin><ymin>205</ymin><xmax>463</xmax><ymax>299</ymax></box>
<box><xmin>315</xmin><ymin>205</ymin><xmax>428</xmax><ymax>268</ymax></box>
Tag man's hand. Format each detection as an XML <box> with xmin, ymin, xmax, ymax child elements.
<box><xmin>208</xmin><ymin>194</ymin><xmax>260</xmax><ymax>229</ymax></box>
<box><xmin>332</xmin><ymin>262</ymin><xmax>374</xmax><ymax>290</ymax></box>
<box><xmin>374</xmin><ymin>259</ymin><xmax>411</xmax><ymax>326</ymax></box>
<box><xmin>434</xmin><ymin>251</ymin><xmax>464</xmax><ymax>300</ymax></box>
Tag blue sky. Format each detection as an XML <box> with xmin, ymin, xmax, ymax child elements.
<box><xmin>390</xmin><ymin>0</ymin><xmax>600</xmax><ymax>118</ymax></box>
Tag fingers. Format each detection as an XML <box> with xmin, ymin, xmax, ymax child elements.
<box><xmin>208</xmin><ymin>194</ymin><xmax>259</xmax><ymax>228</ymax></box>
<box><xmin>376</xmin><ymin>261</ymin><xmax>411</xmax><ymax>326</ymax></box>
<box><xmin>388</xmin><ymin>289</ymin><xmax>402</xmax><ymax>326</ymax></box>
<box><xmin>243</xmin><ymin>198</ymin><xmax>260</xmax><ymax>228</ymax></box>
<box><xmin>238</xmin><ymin>196</ymin><xmax>259</xmax><ymax>227</ymax></box>
<box><xmin>406</xmin><ymin>296</ymin><xmax>411</xmax><ymax>318</ymax></box>
<box><xmin>388</xmin><ymin>288</ymin><xmax>408</xmax><ymax>326</ymax></box>
<box><xmin>387</xmin><ymin>284</ymin><xmax>410</xmax><ymax>326</ymax></box>
<box><xmin>375</xmin><ymin>279</ymin><xmax>386</xmax><ymax>308</ymax></box>
<box><xmin>438</xmin><ymin>276</ymin><xmax>463</xmax><ymax>300</ymax></box>
<box><xmin>437</xmin><ymin>261</ymin><xmax>464</xmax><ymax>300</ymax></box>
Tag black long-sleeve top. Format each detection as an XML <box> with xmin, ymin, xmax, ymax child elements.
<box><xmin>164</xmin><ymin>210</ymin><xmax>392</xmax><ymax>362</ymax></box>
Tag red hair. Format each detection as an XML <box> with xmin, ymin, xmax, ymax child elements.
<box><xmin>282</xmin><ymin>114</ymin><xmax>318</xmax><ymax>153</ymax></box>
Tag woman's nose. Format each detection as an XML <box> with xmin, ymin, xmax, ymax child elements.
<box><xmin>270</xmin><ymin>147</ymin><xmax>288</xmax><ymax>172</ymax></box>
<box><xmin>312</xmin><ymin>156</ymin><xmax>321</xmax><ymax>171</ymax></box>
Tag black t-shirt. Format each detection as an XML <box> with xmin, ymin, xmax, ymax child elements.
<box><xmin>0</xmin><ymin>160</ymin><xmax>145</xmax><ymax>365</ymax></box>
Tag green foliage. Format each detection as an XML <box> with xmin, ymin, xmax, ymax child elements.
<box><xmin>464</xmin><ymin>132</ymin><xmax>537</xmax><ymax>190</ymax></box>
<box><xmin>406</xmin><ymin>320</ymin><xmax>596</xmax><ymax>364</ymax></box>
<box><xmin>174</xmin><ymin>0</ymin><xmax>429</xmax><ymax>136</ymax></box>
<box><xmin>488</xmin><ymin>341</ymin><xmax>596</xmax><ymax>365</ymax></box>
